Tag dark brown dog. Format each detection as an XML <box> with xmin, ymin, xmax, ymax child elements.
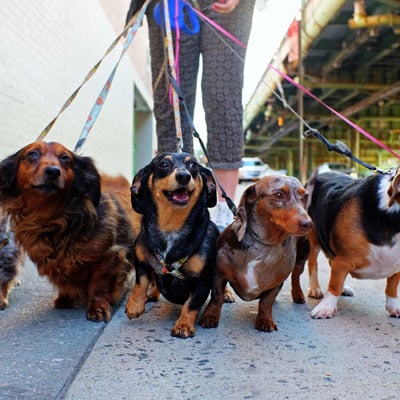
<box><xmin>0</xmin><ymin>210</ymin><xmax>24</xmax><ymax>309</ymax></box>
<box><xmin>0</xmin><ymin>141</ymin><xmax>141</xmax><ymax>321</ymax></box>
<box><xmin>125</xmin><ymin>152</ymin><xmax>219</xmax><ymax>338</ymax></box>
<box><xmin>294</xmin><ymin>167</ymin><xmax>400</xmax><ymax>319</ymax></box>
<box><xmin>200</xmin><ymin>174</ymin><xmax>312</xmax><ymax>332</ymax></box>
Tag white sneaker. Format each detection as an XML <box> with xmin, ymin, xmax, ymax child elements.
<box><xmin>212</xmin><ymin>202</ymin><xmax>234</xmax><ymax>232</ymax></box>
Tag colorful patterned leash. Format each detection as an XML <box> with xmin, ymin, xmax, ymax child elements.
<box><xmin>74</xmin><ymin>1</ymin><xmax>151</xmax><ymax>153</ymax></box>
<box><xmin>36</xmin><ymin>0</ymin><xmax>150</xmax><ymax>149</ymax></box>
<box><xmin>162</xmin><ymin>0</ymin><xmax>184</xmax><ymax>152</ymax></box>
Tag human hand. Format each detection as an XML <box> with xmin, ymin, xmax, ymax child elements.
<box><xmin>211</xmin><ymin>0</ymin><xmax>239</xmax><ymax>14</ymax></box>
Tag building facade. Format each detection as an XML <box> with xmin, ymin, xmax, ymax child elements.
<box><xmin>0</xmin><ymin>0</ymin><xmax>155</xmax><ymax>179</ymax></box>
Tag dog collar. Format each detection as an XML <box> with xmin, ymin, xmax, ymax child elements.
<box><xmin>159</xmin><ymin>256</ymin><xmax>189</xmax><ymax>280</ymax></box>
<box><xmin>247</xmin><ymin>226</ymin><xmax>288</xmax><ymax>247</ymax></box>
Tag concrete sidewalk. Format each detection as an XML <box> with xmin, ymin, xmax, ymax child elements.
<box><xmin>2</xmin><ymin>255</ymin><xmax>400</xmax><ymax>400</ymax></box>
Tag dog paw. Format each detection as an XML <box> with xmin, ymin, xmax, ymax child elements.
<box><xmin>255</xmin><ymin>316</ymin><xmax>277</xmax><ymax>332</ymax></box>
<box><xmin>223</xmin><ymin>287</ymin><xmax>236</xmax><ymax>303</ymax></box>
<box><xmin>12</xmin><ymin>278</ymin><xmax>21</xmax><ymax>287</ymax></box>
<box><xmin>341</xmin><ymin>285</ymin><xmax>354</xmax><ymax>296</ymax></box>
<box><xmin>0</xmin><ymin>296</ymin><xmax>8</xmax><ymax>310</ymax></box>
<box><xmin>308</xmin><ymin>287</ymin><xmax>324</xmax><ymax>299</ymax></box>
<box><xmin>310</xmin><ymin>294</ymin><xmax>338</xmax><ymax>319</ymax></box>
<box><xmin>171</xmin><ymin>322</ymin><xmax>195</xmax><ymax>339</ymax></box>
<box><xmin>125</xmin><ymin>298</ymin><xmax>145</xmax><ymax>319</ymax></box>
<box><xmin>386</xmin><ymin>297</ymin><xmax>400</xmax><ymax>317</ymax></box>
<box><xmin>87</xmin><ymin>306</ymin><xmax>112</xmax><ymax>322</ymax></box>
<box><xmin>291</xmin><ymin>289</ymin><xmax>306</xmax><ymax>304</ymax></box>
<box><xmin>199</xmin><ymin>314</ymin><xmax>219</xmax><ymax>329</ymax></box>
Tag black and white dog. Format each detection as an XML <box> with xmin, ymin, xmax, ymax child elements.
<box><xmin>294</xmin><ymin>167</ymin><xmax>400</xmax><ymax>319</ymax></box>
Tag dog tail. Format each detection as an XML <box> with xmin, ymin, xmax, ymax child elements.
<box><xmin>304</xmin><ymin>168</ymin><xmax>319</xmax><ymax>209</ymax></box>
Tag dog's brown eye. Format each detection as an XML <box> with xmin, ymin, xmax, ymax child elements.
<box><xmin>26</xmin><ymin>150</ymin><xmax>40</xmax><ymax>161</ymax></box>
<box><xmin>273</xmin><ymin>191</ymin><xmax>284</xmax><ymax>200</ymax></box>
<box><xmin>187</xmin><ymin>161</ymin><xmax>198</xmax><ymax>172</ymax></box>
<box><xmin>159</xmin><ymin>160</ymin><xmax>171</xmax><ymax>169</ymax></box>
<box><xmin>59</xmin><ymin>153</ymin><xmax>71</xmax><ymax>164</ymax></box>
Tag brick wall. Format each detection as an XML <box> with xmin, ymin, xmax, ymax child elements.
<box><xmin>0</xmin><ymin>0</ymin><xmax>154</xmax><ymax>179</ymax></box>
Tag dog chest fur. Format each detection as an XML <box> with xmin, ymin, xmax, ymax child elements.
<box><xmin>219</xmin><ymin>233</ymin><xmax>296</xmax><ymax>301</ymax></box>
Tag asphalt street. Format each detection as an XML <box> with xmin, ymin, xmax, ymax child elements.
<box><xmin>1</xmin><ymin>183</ymin><xmax>400</xmax><ymax>400</ymax></box>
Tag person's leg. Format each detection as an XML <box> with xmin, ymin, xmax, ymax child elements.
<box><xmin>147</xmin><ymin>3</ymin><xmax>201</xmax><ymax>154</ymax></box>
<box><xmin>213</xmin><ymin>169</ymin><xmax>239</xmax><ymax>202</ymax></box>
<box><xmin>199</xmin><ymin>0</ymin><xmax>255</xmax><ymax>229</ymax></box>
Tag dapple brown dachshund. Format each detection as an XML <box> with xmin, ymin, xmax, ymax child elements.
<box><xmin>0</xmin><ymin>141</ymin><xmax>141</xmax><ymax>321</ymax></box>
<box><xmin>200</xmin><ymin>174</ymin><xmax>312</xmax><ymax>332</ymax></box>
<box><xmin>125</xmin><ymin>152</ymin><xmax>219</xmax><ymax>338</ymax></box>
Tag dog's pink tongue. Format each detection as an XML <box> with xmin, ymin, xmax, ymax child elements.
<box><xmin>173</xmin><ymin>191</ymin><xmax>189</xmax><ymax>203</ymax></box>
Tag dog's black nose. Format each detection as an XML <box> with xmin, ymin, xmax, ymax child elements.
<box><xmin>175</xmin><ymin>171</ymin><xmax>191</xmax><ymax>185</ymax></box>
<box><xmin>300</xmin><ymin>219</ymin><xmax>313</xmax><ymax>231</ymax></box>
<box><xmin>44</xmin><ymin>166</ymin><xmax>61</xmax><ymax>181</ymax></box>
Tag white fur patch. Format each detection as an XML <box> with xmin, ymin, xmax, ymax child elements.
<box><xmin>163</xmin><ymin>232</ymin><xmax>182</xmax><ymax>257</ymax></box>
<box><xmin>354</xmin><ymin>239</ymin><xmax>400</xmax><ymax>279</ymax></box>
<box><xmin>244</xmin><ymin>260</ymin><xmax>259</xmax><ymax>297</ymax></box>
<box><xmin>310</xmin><ymin>292</ymin><xmax>339</xmax><ymax>319</ymax></box>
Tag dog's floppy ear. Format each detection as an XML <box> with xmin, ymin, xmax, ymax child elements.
<box><xmin>388</xmin><ymin>167</ymin><xmax>400</xmax><ymax>207</ymax></box>
<box><xmin>0</xmin><ymin>151</ymin><xmax>20</xmax><ymax>201</ymax></box>
<box><xmin>131</xmin><ymin>164</ymin><xmax>152</xmax><ymax>214</ymax></box>
<box><xmin>231</xmin><ymin>206</ymin><xmax>247</xmax><ymax>241</ymax></box>
<box><xmin>231</xmin><ymin>185</ymin><xmax>257</xmax><ymax>241</ymax></box>
<box><xmin>200</xmin><ymin>166</ymin><xmax>217</xmax><ymax>208</ymax></box>
<box><xmin>72</xmin><ymin>155</ymin><xmax>101</xmax><ymax>206</ymax></box>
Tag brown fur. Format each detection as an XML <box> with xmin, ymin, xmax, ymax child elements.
<box><xmin>199</xmin><ymin>174</ymin><xmax>312</xmax><ymax>331</ymax></box>
<box><xmin>0</xmin><ymin>141</ymin><xmax>141</xmax><ymax>321</ymax></box>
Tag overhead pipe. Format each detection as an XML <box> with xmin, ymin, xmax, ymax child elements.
<box><xmin>243</xmin><ymin>0</ymin><xmax>347</xmax><ymax>130</ymax></box>
<box><xmin>349</xmin><ymin>0</ymin><xmax>400</xmax><ymax>29</ymax></box>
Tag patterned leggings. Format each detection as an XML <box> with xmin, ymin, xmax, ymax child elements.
<box><xmin>146</xmin><ymin>0</ymin><xmax>255</xmax><ymax>169</ymax></box>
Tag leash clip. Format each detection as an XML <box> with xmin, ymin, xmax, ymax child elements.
<box><xmin>154</xmin><ymin>0</ymin><xmax>200</xmax><ymax>35</ymax></box>
<box><xmin>159</xmin><ymin>256</ymin><xmax>188</xmax><ymax>280</ymax></box>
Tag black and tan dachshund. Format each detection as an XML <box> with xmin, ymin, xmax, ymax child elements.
<box><xmin>125</xmin><ymin>152</ymin><xmax>219</xmax><ymax>338</ymax></box>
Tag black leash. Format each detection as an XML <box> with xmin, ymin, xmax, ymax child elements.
<box><xmin>304</xmin><ymin>128</ymin><xmax>385</xmax><ymax>174</ymax></box>
<box><xmin>270</xmin><ymin>85</ymin><xmax>386</xmax><ymax>175</ymax></box>
<box><xmin>167</xmin><ymin>71</ymin><xmax>238</xmax><ymax>216</ymax></box>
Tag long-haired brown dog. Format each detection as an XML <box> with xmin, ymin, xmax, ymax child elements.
<box><xmin>200</xmin><ymin>174</ymin><xmax>312</xmax><ymax>332</ymax></box>
<box><xmin>0</xmin><ymin>141</ymin><xmax>140</xmax><ymax>321</ymax></box>
<box><xmin>0</xmin><ymin>209</ymin><xmax>24</xmax><ymax>309</ymax></box>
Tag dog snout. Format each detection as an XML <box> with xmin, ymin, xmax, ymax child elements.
<box><xmin>300</xmin><ymin>218</ymin><xmax>313</xmax><ymax>231</ymax></box>
<box><xmin>175</xmin><ymin>170</ymin><xmax>191</xmax><ymax>185</ymax></box>
<box><xmin>44</xmin><ymin>165</ymin><xmax>61</xmax><ymax>181</ymax></box>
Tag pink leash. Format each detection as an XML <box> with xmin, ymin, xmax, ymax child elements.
<box><xmin>184</xmin><ymin>1</ymin><xmax>247</xmax><ymax>49</ymax></box>
<box><xmin>268</xmin><ymin>64</ymin><xmax>400</xmax><ymax>159</ymax></box>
